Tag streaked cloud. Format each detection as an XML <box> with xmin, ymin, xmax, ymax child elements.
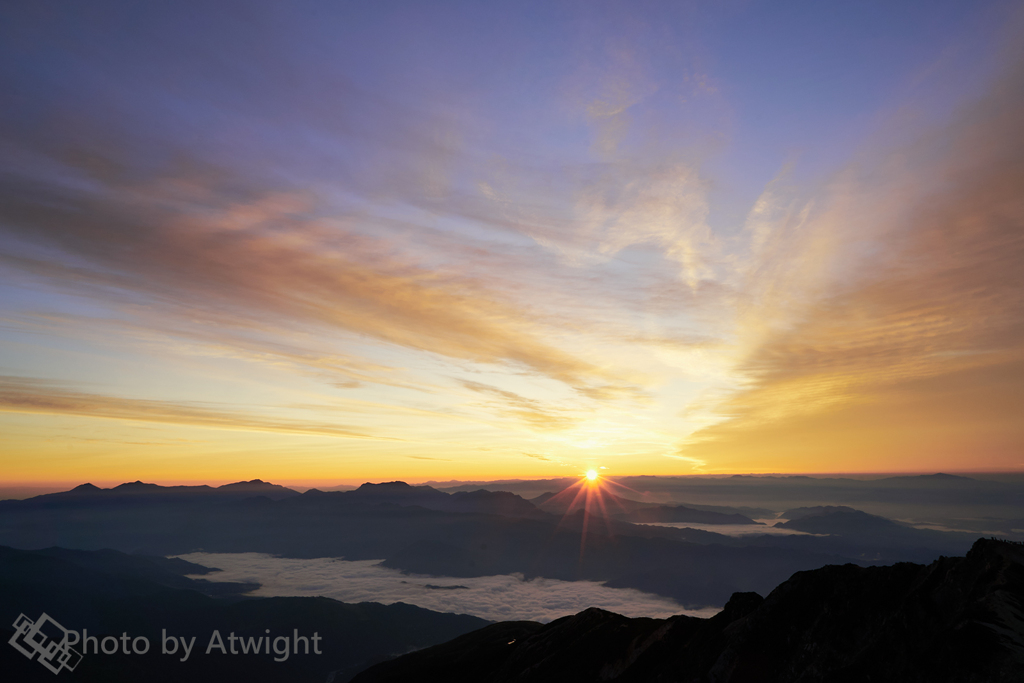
<box><xmin>0</xmin><ymin>1</ymin><xmax>1021</xmax><ymax>480</ymax></box>
<box><xmin>0</xmin><ymin>376</ymin><xmax>394</xmax><ymax>440</ymax></box>
<box><xmin>0</xmin><ymin>163</ymin><xmax>635</xmax><ymax>398</ymax></box>
<box><xmin>460</xmin><ymin>380</ymin><xmax>580</xmax><ymax>431</ymax></box>
<box><xmin>681</xmin><ymin>52</ymin><xmax>1024</xmax><ymax>471</ymax></box>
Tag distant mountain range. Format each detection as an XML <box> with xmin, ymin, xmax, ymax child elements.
<box><xmin>0</xmin><ymin>479</ymin><xmax>986</xmax><ymax>606</ymax></box>
<box><xmin>351</xmin><ymin>538</ymin><xmax>1024</xmax><ymax>682</ymax></box>
<box><xmin>530</xmin><ymin>488</ymin><xmax>763</xmax><ymax>525</ymax></box>
<box><xmin>2</xmin><ymin>478</ymin><xmax>1019</xmax><ymax>681</ymax></box>
<box><xmin>436</xmin><ymin>473</ymin><xmax>1024</xmax><ymax>535</ymax></box>
<box><xmin>78</xmin><ymin>479</ymin><xmax>301</xmax><ymax>500</ymax></box>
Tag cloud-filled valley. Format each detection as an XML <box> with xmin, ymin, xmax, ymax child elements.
<box><xmin>176</xmin><ymin>552</ymin><xmax>714</xmax><ymax>623</ymax></box>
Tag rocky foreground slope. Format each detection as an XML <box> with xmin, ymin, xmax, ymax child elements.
<box><xmin>352</xmin><ymin>538</ymin><xmax>1024</xmax><ymax>683</ymax></box>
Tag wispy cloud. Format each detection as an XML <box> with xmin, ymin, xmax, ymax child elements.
<box><xmin>459</xmin><ymin>380</ymin><xmax>580</xmax><ymax>431</ymax></box>
<box><xmin>0</xmin><ymin>376</ymin><xmax>396</xmax><ymax>440</ymax></box>
<box><xmin>681</xmin><ymin>53</ymin><xmax>1024</xmax><ymax>470</ymax></box>
<box><xmin>1</xmin><ymin>1</ymin><xmax>1020</xmax><ymax>478</ymax></box>
<box><xmin>0</xmin><ymin>158</ymin><xmax>644</xmax><ymax>399</ymax></box>
<box><xmin>521</xmin><ymin>452</ymin><xmax>554</xmax><ymax>462</ymax></box>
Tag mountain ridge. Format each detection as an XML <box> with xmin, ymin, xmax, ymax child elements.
<box><xmin>351</xmin><ymin>538</ymin><xmax>1024</xmax><ymax>682</ymax></box>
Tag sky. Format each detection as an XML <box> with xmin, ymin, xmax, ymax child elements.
<box><xmin>1</xmin><ymin>0</ymin><xmax>1022</xmax><ymax>485</ymax></box>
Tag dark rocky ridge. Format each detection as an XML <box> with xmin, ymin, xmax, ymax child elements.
<box><xmin>352</xmin><ymin>538</ymin><xmax>1024</xmax><ymax>683</ymax></box>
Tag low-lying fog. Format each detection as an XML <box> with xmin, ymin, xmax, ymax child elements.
<box><xmin>637</xmin><ymin>521</ymin><xmax>820</xmax><ymax>537</ymax></box>
<box><xmin>177</xmin><ymin>552</ymin><xmax>721</xmax><ymax>623</ymax></box>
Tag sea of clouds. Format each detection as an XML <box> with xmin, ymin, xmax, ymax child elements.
<box><xmin>176</xmin><ymin>552</ymin><xmax>720</xmax><ymax>623</ymax></box>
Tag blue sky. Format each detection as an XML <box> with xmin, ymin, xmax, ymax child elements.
<box><xmin>1</xmin><ymin>0</ymin><xmax>1022</xmax><ymax>483</ymax></box>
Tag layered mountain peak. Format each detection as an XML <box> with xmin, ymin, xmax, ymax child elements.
<box><xmin>114</xmin><ymin>480</ymin><xmax>162</xmax><ymax>490</ymax></box>
<box><xmin>358</xmin><ymin>480</ymin><xmax>414</xmax><ymax>490</ymax></box>
<box><xmin>216</xmin><ymin>479</ymin><xmax>298</xmax><ymax>497</ymax></box>
<box><xmin>350</xmin><ymin>481</ymin><xmax>447</xmax><ymax>502</ymax></box>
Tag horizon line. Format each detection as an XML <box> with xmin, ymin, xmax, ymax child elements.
<box><xmin>3</xmin><ymin>469</ymin><xmax>1023</xmax><ymax>491</ymax></box>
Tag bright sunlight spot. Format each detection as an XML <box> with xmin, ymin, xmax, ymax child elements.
<box><xmin>586</xmin><ymin>469</ymin><xmax>598</xmax><ymax>481</ymax></box>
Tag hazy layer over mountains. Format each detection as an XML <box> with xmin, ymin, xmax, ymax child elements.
<box><xmin>0</xmin><ymin>473</ymin><xmax>1011</xmax><ymax>607</ymax></box>
<box><xmin>435</xmin><ymin>473</ymin><xmax>1024</xmax><ymax>536</ymax></box>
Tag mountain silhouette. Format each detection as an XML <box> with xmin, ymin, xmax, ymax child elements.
<box><xmin>0</xmin><ymin>481</ymin><xmax>861</xmax><ymax>606</ymax></box>
<box><xmin>351</xmin><ymin>538</ymin><xmax>1024</xmax><ymax>682</ymax></box>
<box><xmin>0</xmin><ymin>545</ymin><xmax>488</xmax><ymax>682</ymax></box>
<box><xmin>778</xmin><ymin>508</ymin><xmax>901</xmax><ymax>533</ymax></box>
<box><xmin>3</xmin><ymin>479</ymin><xmax>302</xmax><ymax>509</ymax></box>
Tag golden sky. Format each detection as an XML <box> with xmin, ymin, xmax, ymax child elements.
<box><xmin>1</xmin><ymin>2</ymin><xmax>1022</xmax><ymax>484</ymax></box>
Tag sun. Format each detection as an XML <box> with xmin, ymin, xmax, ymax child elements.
<box><xmin>586</xmin><ymin>469</ymin><xmax>598</xmax><ymax>481</ymax></box>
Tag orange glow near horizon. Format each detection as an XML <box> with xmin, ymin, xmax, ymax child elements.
<box><xmin>4</xmin><ymin>467</ymin><xmax>1024</xmax><ymax>493</ymax></box>
<box><xmin>0</xmin><ymin>5</ymin><xmax>1022</xmax><ymax>485</ymax></box>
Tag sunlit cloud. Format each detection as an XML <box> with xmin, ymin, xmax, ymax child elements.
<box><xmin>0</xmin><ymin>376</ymin><xmax>396</xmax><ymax>440</ymax></box>
<box><xmin>680</xmin><ymin>52</ymin><xmax>1024</xmax><ymax>471</ymax></box>
<box><xmin>0</xmin><ymin>1</ymin><xmax>1021</xmax><ymax>480</ymax></box>
<box><xmin>0</xmin><ymin>165</ymin><xmax>637</xmax><ymax>397</ymax></box>
<box><xmin>459</xmin><ymin>380</ymin><xmax>580</xmax><ymax>431</ymax></box>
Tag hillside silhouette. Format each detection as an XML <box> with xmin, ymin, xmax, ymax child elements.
<box><xmin>352</xmin><ymin>538</ymin><xmax>1024</xmax><ymax>682</ymax></box>
<box><xmin>0</xmin><ymin>545</ymin><xmax>487</xmax><ymax>682</ymax></box>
